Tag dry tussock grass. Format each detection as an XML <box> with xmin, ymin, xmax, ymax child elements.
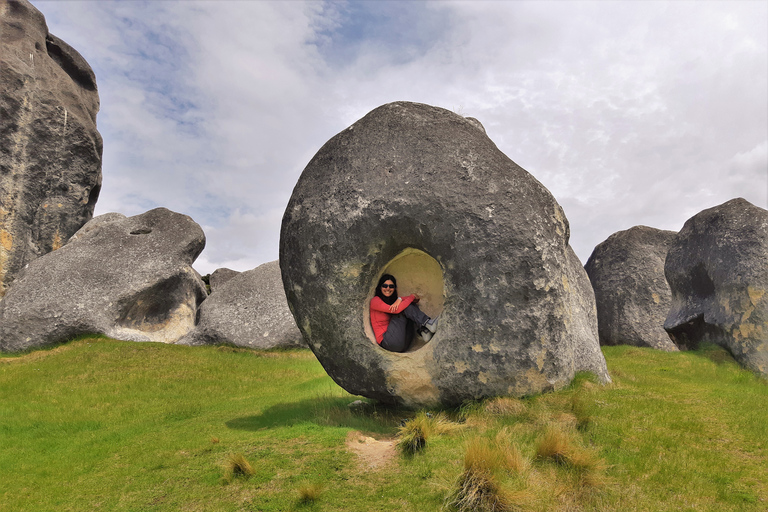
<box><xmin>221</xmin><ymin>453</ymin><xmax>255</xmax><ymax>484</ymax></box>
<box><xmin>445</xmin><ymin>437</ymin><xmax>533</xmax><ymax>512</ymax></box>
<box><xmin>297</xmin><ymin>483</ymin><xmax>323</xmax><ymax>503</ymax></box>
<box><xmin>536</xmin><ymin>427</ymin><xmax>605</xmax><ymax>473</ymax></box>
<box><xmin>397</xmin><ymin>412</ymin><xmax>464</xmax><ymax>455</ymax></box>
<box><xmin>484</xmin><ymin>397</ymin><xmax>527</xmax><ymax>417</ymax></box>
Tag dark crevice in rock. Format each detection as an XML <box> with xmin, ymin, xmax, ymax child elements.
<box><xmin>665</xmin><ymin>314</ymin><xmax>725</xmax><ymax>351</ymax></box>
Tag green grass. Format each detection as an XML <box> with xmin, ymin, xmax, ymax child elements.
<box><xmin>0</xmin><ymin>337</ymin><xmax>766</xmax><ymax>511</ymax></box>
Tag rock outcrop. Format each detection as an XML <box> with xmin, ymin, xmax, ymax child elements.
<box><xmin>280</xmin><ymin>101</ymin><xmax>610</xmax><ymax>408</ymax></box>
<box><xmin>180</xmin><ymin>260</ymin><xmax>303</xmax><ymax>349</ymax></box>
<box><xmin>664</xmin><ymin>198</ymin><xmax>768</xmax><ymax>377</ymax></box>
<box><xmin>0</xmin><ymin>0</ymin><xmax>103</xmax><ymax>296</ymax></box>
<box><xmin>0</xmin><ymin>208</ymin><xmax>206</xmax><ymax>352</ymax></box>
<box><xmin>209</xmin><ymin>267</ymin><xmax>239</xmax><ymax>291</ymax></box>
<box><xmin>585</xmin><ymin>226</ymin><xmax>678</xmax><ymax>351</ymax></box>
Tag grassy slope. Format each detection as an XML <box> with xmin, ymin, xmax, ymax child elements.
<box><xmin>0</xmin><ymin>337</ymin><xmax>765</xmax><ymax>511</ymax></box>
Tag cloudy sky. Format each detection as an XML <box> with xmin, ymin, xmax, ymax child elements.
<box><xmin>36</xmin><ymin>0</ymin><xmax>767</xmax><ymax>275</ymax></box>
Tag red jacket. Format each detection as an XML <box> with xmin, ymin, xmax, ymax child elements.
<box><xmin>370</xmin><ymin>294</ymin><xmax>415</xmax><ymax>344</ymax></box>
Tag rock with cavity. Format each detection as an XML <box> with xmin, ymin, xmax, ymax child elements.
<box><xmin>179</xmin><ymin>260</ymin><xmax>304</xmax><ymax>349</ymax></box>
<box><xmin>0</xmin><ymin>208</ymin><xmax>207</xmax><ymax>352</ymax></box>
<box><xmin>664</xmin><ymin>198</ymin><xmax>768</xmax><ymax>377</ymax></box>
<box><xmin>209</xmin><ymin>267</ymin><xmax>239</xmax><ymax>291</ymax></box>
<box><xmin>280</xmin><ymin>101</ymin><xmax>610</xmax><ymax>408</ymax></box>
<box><xmin>585</xmin><ymin>226</ymin><xmax>678</xmax><ymax>351</ymax></box>
<box><xmin>0</xmin><ymin>0</ymin><xmax>103</xmax><ymax>296</ymax></box>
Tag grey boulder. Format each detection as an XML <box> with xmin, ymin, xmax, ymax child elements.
<box><xmin>585</xmin><ymin>226</ymin><xmax>678</xmax><ymax>351</ymax></box>
<box><xmin>664</xmin><ymin>198</ymin><xmax>768</xmax><ymax>377</ymax></box>
<box><xmin>0</xmin><ymin>0</ymin><xmax>103</xmax><ymax>296</ymax></box>
<box><xmin>280</xmin><ymin>101</ymin><xmax>610</xmax><ymax>408</ymax></box>
<box><xmin>0</xmin><ymin>208</ymin><xmax>206</xmax><ymax>352</ymax></box>
<box><xmin>209</xmin><ymin>267</ymin><xmax>240</xmax><ymax>291</ymax></box>
<box><xmin>180</xmin><ymin>260</ymin><xmax>304</xmax><ymax>349</ymax></box>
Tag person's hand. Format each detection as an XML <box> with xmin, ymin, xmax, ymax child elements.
<box><xmin>412</xmin><ymin>293</ymin><xmax>420</xmax><ymax>304</ymax></box>
<box><xmin>389</xmin><ymin>298</ymin><xmax>402</xmax><ymax>313</ymax></box>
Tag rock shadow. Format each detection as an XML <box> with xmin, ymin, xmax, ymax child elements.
<box><xmin>225</xmin><ymin>397</ymin><xmax>400</xmax><ymax>433</ymax></box>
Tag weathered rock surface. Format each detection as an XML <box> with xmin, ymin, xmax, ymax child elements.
<box><xmin>0</xmin><ymin>0</ymin><xmax>103</xmax><ymax>296</ymax></box>
<box><xmin>585</xmin><ymin>226</ymin><xmax>678</xmax><ymax>351</ymax></box>
<box><xmin>0</xmin><ymin>208</ymin><xmax>206</xmax><ymax>352</ymax></box>
<box><xmin>180</xmin><ymin>260</ymin><xmax>304</xmax><ymax>349</ymax></box>
<box><xmin>565</xmin><ymin>246</ymin><xmax>609</xmax><ymax>368</ymax></box>
<box><xmin>664</xmin><ymin>198</ymin><xmax>768</xmax><ymax>377</ymax></box>
<box><xmin>280</xmin><ymin>101</ymin><xmax>610</xmax><ymax>408</ymax></box>
<box><xmin>209</xmin><ymin>267</ymin><xmax>240</xmax><ymax>291</ymax></box>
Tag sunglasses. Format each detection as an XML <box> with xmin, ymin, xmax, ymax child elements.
<box><xmin>381</xmin><ymin>284</ymin><xmax>395</xmax><ymax>289</ymax></box>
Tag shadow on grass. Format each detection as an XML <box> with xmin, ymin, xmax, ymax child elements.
<box><xmin>226</xmin><ymin>396</ymin><xmax>403</xmax><ymax>434</ymax></box>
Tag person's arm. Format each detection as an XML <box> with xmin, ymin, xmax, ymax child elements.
<box><xmin>370</xmin><ymin>297</ymin><xmax>394</xmax><ymax>313</ymax></box>
<box><xmin>388</xmin><ymin>294</ymin><xmax>415</xmax><ymax>314</ymax></box>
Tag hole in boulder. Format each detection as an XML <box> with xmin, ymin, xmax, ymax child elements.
<box><xmin>364</xmin><ymin>248</ymin><xmax>444</xmax><ymax>352</ymax></box>
<box><xmin>130</xmin><ymin>228</ymin><xmax>152</xmax><ymax>235</ymax></box>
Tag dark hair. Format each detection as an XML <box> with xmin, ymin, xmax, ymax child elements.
<box><xmin>374</xmin><ymin>273</ymin><xmax>398</xmax><ymax>305</ymax></box>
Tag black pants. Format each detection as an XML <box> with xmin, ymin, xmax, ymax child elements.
<box><xmin>380</xmin><ymin>303</ymin><xmax>429</xmax><ymax>353</ymax></box>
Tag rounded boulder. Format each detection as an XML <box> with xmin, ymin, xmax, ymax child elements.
<box><xmin>585</xmin><ymin>226</ymin><xmax>678</xmax><ymax>351</ymax></box>
<box><xmin>664</xmin><ymin>198</ymin><xmax>768</xmax><ymax>376</ymax></box>
<box><xmin>280</xmin><ymin>101</ymin><xmax>609</xmax><ymax>408</ymax></box>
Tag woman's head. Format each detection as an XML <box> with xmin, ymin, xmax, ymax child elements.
<box><xmin>375</xmin><ymin>273</ymin><xmax>397</xmax><ymax>304</ymax></box>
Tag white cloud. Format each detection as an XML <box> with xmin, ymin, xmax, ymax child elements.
<box><xmin>35</xmin><ymin>0</ymin><xmax>767</xmax><ymax>272</ymax></box>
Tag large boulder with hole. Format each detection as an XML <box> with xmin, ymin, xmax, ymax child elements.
<box><xmin>180</xmin><ymin>260</ymin><xmax>304</xmax><ymax>349</ymax></box>
<box><xmin>664</xmin><ymin>198</ymin><xmax>768</xmax><ymax>376</ymax></box>
<box><xmin>280</xmin><ymin>101</ymin><xmax>610</xmax><ymax>408</ymax></box>
<box><xmin>585</xmin><ymin>226</ymin><xmax>678</xmax><ymax>351</ymax></box>
<box><xmin>0</xmin><ymin>208</ymin><xmax>207</xmax><ymax>352</ymax></box>
<box><xmin>0</xmin><ymin>0</ymin><xmax>103</xmax><ymax>296</ymax></box>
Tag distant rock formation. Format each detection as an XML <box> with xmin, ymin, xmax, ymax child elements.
<box><xmin>0</xmin><ymin>0</ymin><xmax>103</xmax><ymax>296</ymax></box>
<box><xmin>180</xmin><ymin>260</ymin><xmax>303</xmax><ymax>349</ymax></box>
<box><xmin>280</xmin><ymin>101</ymin><xmax>610</xmax><ymax>408</ymax></box>
<box><xmin>665</xmin><ymin>198</ymin><xmax>768</xmax><ymax>377</ymax></box>
<box><xmin>0</xmin><ymin>208</ymin><xmax>207</xmax><ymax>352</ymax></box>
<box><xmin>209</xmin><ymin>267</ymin><xmax>239</xmax><ymax>291</ymax></box>
<box><xmin>585</xmin><ymin>226</ymin><xmax>678</xmax><ymax>351</ymax></box>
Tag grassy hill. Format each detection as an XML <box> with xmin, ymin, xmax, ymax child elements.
<box><xmin>1</xmin><ymin>337</ymin><xmax>765</xmax><ymax>511</ymax></box>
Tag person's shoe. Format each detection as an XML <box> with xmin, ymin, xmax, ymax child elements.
<box><xmin>419</xmin><ymin>327</ymin><xmax>434</xmax><ymax>343</ymax></box>
<box><xmin>424</xmin><ymin>315</ymin><xmax>439</xmax><ymax>334</ymax></box>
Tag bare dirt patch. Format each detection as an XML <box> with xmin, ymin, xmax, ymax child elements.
<box><xmin>346</xmin><ymin>430</ymin><xmax>397</xmax><ymax>469</ymax></box>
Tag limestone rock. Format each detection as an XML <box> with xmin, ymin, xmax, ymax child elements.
<box><xmin>0</xmin><ymin>208</ymin><xmax>206</xmax><ymax>352</ymax></box>
<box><xmin>585</xmin><ymin>226</ymin><xmax>678</xmax><ymax>351</ymax></box>
<box><xmin>664</xmin><ymin>198</ymin><xmax>768</xmax><ymax>377</ymax></box>
<box><xmin>179</xmin><ymin>260</ymin><xmax>304</xmax><ymax>349</ymax></box>
<box><xmin>209</xmin><ymin>267</ymin><xmax>240</xmax><ymax>291</ymax></box>
<box><xmin>0</xmin><ymin>0</ymin><xmax>103</xmax><ymax>296</ymax></box>
<box><xmin>280</xmin><ymin>101</ymin><xmax>610</xmax><ymax>408</ymax></box>
<box><xmin>565</xmin><ymin>246</ymin><xmax>610</xmax><ymax>370</ymax></box>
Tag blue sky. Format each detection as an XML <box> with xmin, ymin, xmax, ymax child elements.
<box><xmin>35</xmin><ymin>0</ymin><xmax>768</xmax><ymax>275</ymax></box>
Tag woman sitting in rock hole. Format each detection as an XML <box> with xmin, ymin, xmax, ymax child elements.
<box><xmin>370</xmin><ymin>273</ymin><xmax>439</xmax><ymax>353</ymax></box>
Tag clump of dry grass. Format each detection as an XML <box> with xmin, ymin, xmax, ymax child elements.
<box><xmin>220</xmin><ymin>452</ymin><xmax>255</xmax><ymax>484</ymax></box>
<box><xmin>494</xmin><ymin>429</ymin><xmax>529</xmax><ymax>475</ymax></box>
<box><xmin>397</xmin><ymin>411</ymin><xmax>464</xmax><ymax>455</ymax></box>
<box><xmin>484</xmin><ymin>397</ymin><xmax>527</xmax><ymax>417</ymax></box>
<box><xmin>445</xmin><ymin>437</ymin><xmax>531</xmax><ymax>512</ymax></box>
<box><xmin>297</xmin><ymin>483</ymin><xmax>323</xmax><ymax>503</ymax></box>
<box><xmin>535</xmin><ymin>427</ymin><xmax>604</xmax><ymax>473</ymax></box>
